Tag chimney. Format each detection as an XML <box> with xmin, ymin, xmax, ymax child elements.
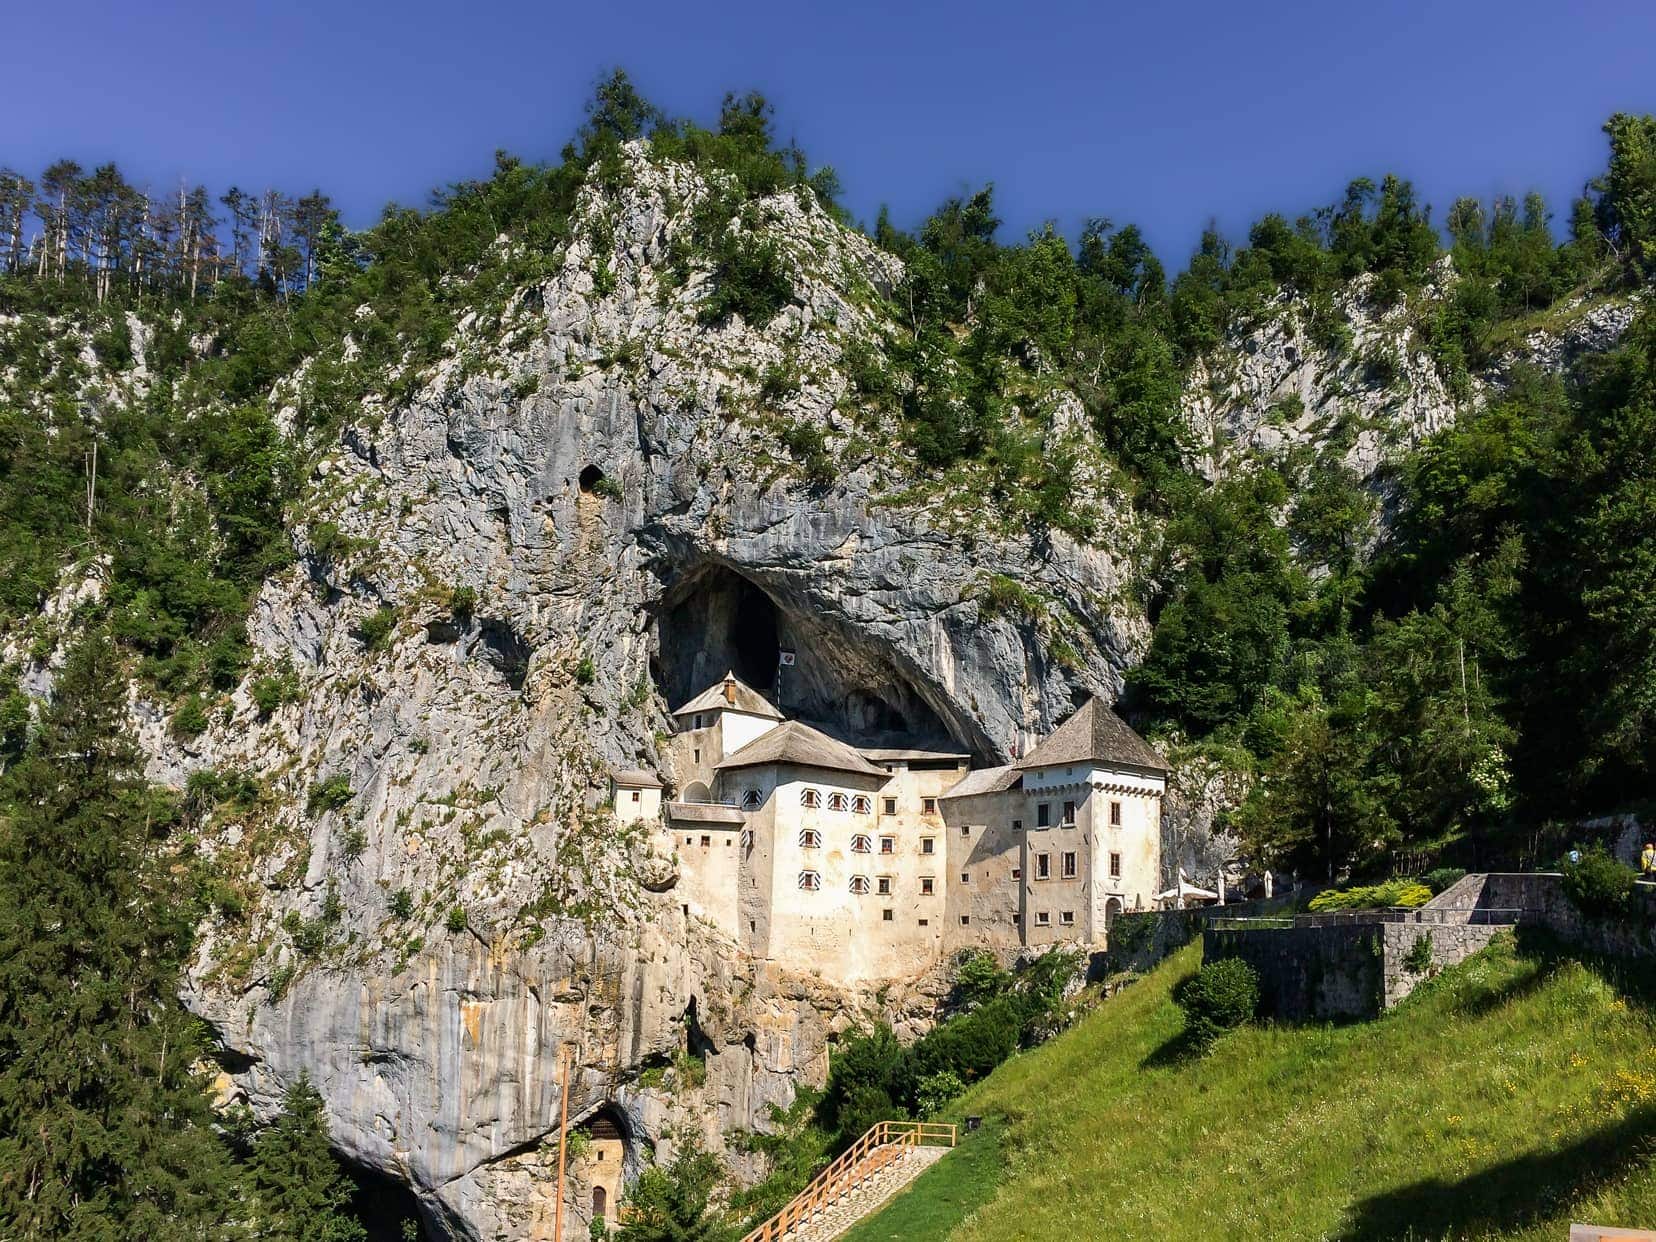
<box><xmin>723</xmin><ymin>674</ymin><xmax>736</xmax><ymax>706</ymax></box>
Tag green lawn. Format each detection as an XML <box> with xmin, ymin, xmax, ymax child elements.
<box><xmin>881</xmin><ymin>933</ymin><xmax>1656</xmax><ymax>1240</ymax></box>
<box><xmin>839</xmin><ymin>1118</ymin><xmax>1007</xmax><ymax>1242</ymax></box>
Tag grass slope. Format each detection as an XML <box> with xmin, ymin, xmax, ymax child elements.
<box><xmin>840</xmin><ymin>1118</ymin><xmax>1007</xmax><ymax>1242</ymax></box>
<box><xmin>904</xmin><ymin>935</ymin><xmax>1656</xmax><ymax>1240</ymax></box>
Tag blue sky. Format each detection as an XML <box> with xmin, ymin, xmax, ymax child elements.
<box><xmin>2</xmin><ymin>0</ymin><xmax>1654</xmax><ymax>263</ymax></box>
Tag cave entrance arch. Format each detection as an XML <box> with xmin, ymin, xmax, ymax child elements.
<box><xmin>651</xmin><ymin>562</ymin><xmax>967</xmax><ymax>751</ymax></box>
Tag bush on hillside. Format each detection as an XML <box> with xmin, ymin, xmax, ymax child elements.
<box><xmin>1561</xmin><ymin>844</ymin><xmax>1638</xmax><ymax>921</ymax></box>
<box><xmin>1174</xmin><ymin>958</ymin><xmax>1260</xmax><ymax>1049</ymax></box>
<box><xmin>1308</xmin><ymin>880</ymin><xmax>1432</xmax><ymax>911</ymax></box>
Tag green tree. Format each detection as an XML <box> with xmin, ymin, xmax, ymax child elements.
<box><xmin>615</xmin><ymin>1130</ymin><xmax>732</xmax><ymax>1242</ymax></box>
<box><xmin>0</xmin><ymin>629</ymin><xmax>240</xmax><ymax>1239</ymax></box>
<box><xmin>246</xmin><ymin>1074</ymin><xmax>366</xmax><ymax>1242</ymax></box>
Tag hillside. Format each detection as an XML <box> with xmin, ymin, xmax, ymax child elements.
<box><xmin>849</xmin><ymin>937</ymin><xmax>1656</xmax><ymax>1240</ymax></box>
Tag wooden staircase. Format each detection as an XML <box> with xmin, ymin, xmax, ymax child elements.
<box><xmin>742</xmin><ymin>1121</ymin><xmax>956</xmax><ymax>1242</ymax></box>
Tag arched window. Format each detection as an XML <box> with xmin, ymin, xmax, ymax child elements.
<box><xmin>851</xmin><ymin>795</ymin><xmax>872</xmax><ymax>814</ymax></box>
<box><xmin>851</xmin><ymin>834</ymin><xmax>872</xmax><ymax>854</ymax></box>
<box><xmin>827</xmin><ymin>792</ymin><xmax>849</xmax><ymax>812</ymax></box>
<box><xmin>849</xmin><ymin>875</ymin><xmax>871</xmax><ymax>895</ymax></box>
<box><xmin>741</xmin><ymin>789</ymin><xmax>762</xmax><ymax>810</ymax></box>
<box><xmin>798</xmin><ymin>870</ymin><xmax>821</xmax><ymax>891</ymax></box>
<box><xmin>800</xmin><ymin>788</ymin><xmax>821</xmax><ymax>808</ymax></box>
<box><xmin>592</xmin><ymin>1186</ymin><xmax>607</xmax><ymax>1220</ymax></box>
<box><xmin>798</xmin><ymin>829</ymin><xmax>821</xmax><ymax>849</ymax></box>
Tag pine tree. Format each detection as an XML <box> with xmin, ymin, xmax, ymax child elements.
<box><xmin>245</xmin><ymin>1074</ymin><xmax>366</xmax><ymax>1242</ymax></box>
<box><xmin>0</xmin><ymin>629</ymin><xmax>241</xmax><ymax>1239</ymax></box>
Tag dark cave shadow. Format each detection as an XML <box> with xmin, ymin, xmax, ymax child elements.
<box><xmin>1333</xmin><ymin>1103</ymin><xmax>1656</xmax><ymax>1242</ymax></box>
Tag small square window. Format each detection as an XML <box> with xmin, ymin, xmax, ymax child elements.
<box><xmin>685</xmin><ymin>836</ymin><xmax>693</xmax><ymax>845</ymax></box>
<box><xmin>1011</xmin><ymin>819</ymin><xmax>1023</xmax><ymax>831</ymax></box>
<box><xmin>1036</xmin><ymin>911</ymin><xmax>1051</xmax><ymax>926</ymax></box>
<box><xmin>883</xmin><ymin>797</ymin><xmax>897</xmax><ymax>815</ymax></box>
<box><xmin>1012</xmin><ymin>912</ymin><xmax>1021</xmax><ymax>925</ymax></box>
<box><xmin>922</xmin><ymin>797</ymin><xmax>937</xmax><ymax>814</ymax></box>
<box><xmin>921</xmin><ymin>837</ymin><xmax>935</xmax><ymax>855</ymax></box>
<box><xmin>961</xmin><ymin>825</ymin><xmax>970</xmax><ymax>836</ymax></box>
<box><xmin>920</xmin><ymin>877</ymin><xmax>935</xmax><ymax>896</ymax></box>
<box><xmin>880</xmin><ymin>836</ymin><xmax>895</xmax><ymax>854</ymax></box>
<box><xmin>700</xmin><ymin>835</ymin><xmax>711</xmax><ymax>848</ymax></box>
<box><xmin>960</xmin><ymin>872</ymin><xmax>970</xmax><ymax>884</ymax></box>
<box><xmin>1061</xmin><ymin>910</ymin><xmax>1075</xmax><ymax>925</ymax></box>
<box><xmin>631</xmin><ymin>790</ymin><xmax>641</xmax><ymax>802</ymax></box>
<box><xmin>918</xmin><ymin>918</ymin><xmax>929</xmax><ymax>927</ymax></box>
<box><xmin>877</xmin><ymin>876</ymin><xmax>892</xmax><ymax>895</ymax></box>
<box><xmin>1011</xmin><ymin>868</ymin><xmax>1021</xmax><ymax>880</ymax></box>
<box><xmin>882</xmin><ymin>909</ymin><xmax>893</xmax><ymax>922</ymax></box>
<box><xmin>960</xmin><ymin>915</ymin><xmax>970</xmax><ymax>926</ymax></box>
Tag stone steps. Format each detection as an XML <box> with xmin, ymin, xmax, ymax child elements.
<box><xmin>774</xmin><ymin>1145</ymin><xmax>948</xmax><ymax>1242</ymax></box>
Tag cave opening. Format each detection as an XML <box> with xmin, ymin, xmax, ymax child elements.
<box><xmin>651</xmin><ymin>563</ymin><xmax>966</xmax><ymax>752</ymax></box>
<box><xmin>578</xmin><ymin>464</ymin><xmax>605</xmax><ymax>493</ymax></box>
<box><xmin>340</xmin><ymin>1153</ymin><xmax>430</xmax><ymax>1241</ymax></box>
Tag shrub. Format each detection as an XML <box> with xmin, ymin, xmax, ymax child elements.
<box><xmin>171</xmin><ymin>693</ymin><xmax>209</xmax><ymax>738</ymax></box>
<box><xmin>448</xmin><ymin>584</ymin><xmax>477</xmax><ymax>622</ymax></box>
<box><xmin>1308</xmin><ymin>880</ymin><xmax>1432</xmax><ymax>911</ymax></box>
<box><xmin>574</xmin><ymin>655</ymin><xmax>596</xmax><ymax>685</ymax></box>
<box><xmin>589</xmin><ymin>474</ymin><xmax>623</xmax><ymax>501</ymax></box>
<box><xmin>1403</xmin><ymin>934</ymin><xmax>1435</xmax><ymax>974</ymax></box>
<box><xmin>952</xmin><ymin>949</ymin><xmax>1011</xmax><ymax>1010</ymax></box>
<box><xmin>307</xmin><ymin>774</ymin><xmax>354</xmax><ymax>816</ymax></box>
<box><xmin>1561</xmin><ymin>845</ymin><xmax>1637</xmax><ymax>921</ymax></box>
<box><xmin>1174</xmin><ymin>958</ymin><xmax>1260</xmax><ymax>1049</ymax></box>
<box><xmin>445</xmin><ymin>904</ymin><xmax>468</xmax><ymax>934</ymax></box>
<box><xmin>340</xmin><ymin>825</ymin><xmax>368</xmax><ymax>861</ymax></box>
<box><xmin>389</xmin><ymin>888</ymin><xmax>414</xmax><ymax>919</ymax></box>
<box><xmin>250</xmin><ymin>673</ymin><xmax>295</xmax><ymax>718</ymax></box>
<box><xmin>1423</xmin><ymin>867</ymin><xmax>1467</xmax><ymax>895</ymax></box>
<box><xmin>915</xmin><ymin>1070</ymin><xmax>965</xmax><ymax>1119</ymax></box>
<box><xmin>356</xmin><ymin>606</ymin><xmax>398</xmax><ymax>652</ymax></box>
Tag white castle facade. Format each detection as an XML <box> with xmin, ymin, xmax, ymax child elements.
<box><xmin>612</xmin><ymin>673</ymin><xmax>1168</xmax><ymax>983</ymax></box>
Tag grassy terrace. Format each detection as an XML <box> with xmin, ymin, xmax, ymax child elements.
<box><xmin>868</xmin><ymin>935</ymin><xmax>1656</xmax><ymax>1240</ymax></box>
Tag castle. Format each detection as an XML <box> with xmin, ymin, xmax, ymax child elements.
<box><xmin>612</xmin><ymin>673</ymin><xmax>1167</xmax><ymax>982</ymax></box>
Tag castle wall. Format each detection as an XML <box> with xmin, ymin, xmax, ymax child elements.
<box><xmin>669</xmin><ymin>817</ymin><xmax>742</xmax><ymax>937</ymax></box>
<box><xmin>942</xmin><ymin>789</ymin><xmax>1025</xmax><ymax>951</ymax></box>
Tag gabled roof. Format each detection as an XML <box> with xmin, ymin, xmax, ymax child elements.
<box><xmin>1015</xmin><ymin>698</ymin><xmax>1167</xmax><ymax>774</ymax></box>
<box><xmin>671</xmin><ymin>672</ymin><xmax>783</xmax><ymax>720</ymax></box>
<box><xmin>666</xmin><ymin>802</ymin><xmax>745</xmax><ymax>826</ymax></box>
<box><xmin>859</xmin><ymin>747</ymin><xmax>971</xmax><ymax>763</ymax></box>
<box><xmin>611</xmin><ymin>767</ymin><xmax>663</xmax><ymax>788</ymax></box>
<box><xmin>940</xmin><ymin>764</ymin><xmax>1022</xmax><ymax>800</ymax></box>
<box><xmin>715</xmin><ymin>719</ymin><xmax>888</xmax><ymax>777</ymax></box>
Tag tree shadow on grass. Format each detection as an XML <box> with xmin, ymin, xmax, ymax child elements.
<box><xmin>1140</xmin><ymin>1026</ymin><xmax>1204</xmax><ymax>1068</ymax></box>
<box><xmin>1334</xmin><ymin>1103</ymin><xmax>1656</xmax><ymax>1242</ymax></box>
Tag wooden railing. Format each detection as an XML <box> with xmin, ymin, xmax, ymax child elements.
<box><xmin>741</xmin><ymin>1120</ymin><xmax>956</xmax><ymax>1242</ymax></box>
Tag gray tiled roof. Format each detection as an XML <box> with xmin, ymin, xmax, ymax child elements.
<box><xmin>610</xmin><ymin>767</ymin><xmax>663</xmax><ymax>788</ymax></box>
<box><xmin>1014</xmin><ymin>698</ymin><xmax>1167</xmax><ymax>774</ymax></box>
<box><xmin>672</xmin><ymin>673</ymin><xmax>783</xmax><ymax>720</ymax></box>
<box><xmin>939</xmin><ymin>764</ymin><xmax>1022</xmax><ymax>799</ymax></box>
<box><xmin>715</xmin><ymin>720</ymin><xmax>888</xmax><ymax>777</ymax></box>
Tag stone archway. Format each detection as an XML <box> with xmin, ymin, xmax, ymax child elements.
<box><xmin>1105</xmin><ymin>896</ymin><xmax>1124</xmax><ymax>930</ymax></box>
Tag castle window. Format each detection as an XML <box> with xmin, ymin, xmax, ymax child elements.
<box><xmin>1062</xmin><ymin>800</ymin><xmax>1076</xmax><ymax>826</ymax></box>
<box><xmin>827</xmin><ymin>792</ymin><xmax>849</xmax><ymax>812</ymax></box>
<box><xmin>701</xmin><ymin>835</ymin><xmax>711</xmax><ymax>848</ymax></box>
<box><xmin>692</xmin><ymin>747</ymin><xmax>701</xmax><ymax>764</ymax></box>
<box><xmin>1012</xmin><ymin>868</ymin><xmax>1021</xmax><ymax>880</ymax></box>
<box><xmin>800</xmin><ymin>788</ymin><xmax>821</xmax><ymax>808</ymax></box>
<box><xmin>883</xmin><ymin>797</ymin><xmax>897</xmax><ymax>814</ymax></box>
<box><xmin>852</xmin><ymin>795</ymin><xmax>871</xmax><ymax>814</ymax></box>
<box><xmin>877</xmin><ymin>876</ymin><xmax>892</xmax><ymax>895</ymax></box>
<box><xmin>920</xmin><ymin>877</ymin><xmax>935</xmax><ymax>895</ymax></box>
<box><xmin>631</xmin><ymin>790</ymin><xmax>640</xmax><ymax>803</ymax></box>
<box><xmin>685</xmin><ymin>836</ymin><xmax>693</xmax><ymax>845</ymax></box>
<box><xmin>921</xmin><ymin>837</ymin><xmax>935</xmax><ymax>855</ymax></box>
<box><xmin>960</xmin><ymin>872</ymin><xmax>970</xmax><ymax>883</ymax></box>
<box><xmin>918</xmin><ymin>918</ymin><xmax>929</xmax><ymax>927</ymax></box>
<box><xmin>1012</xmin><ymin>912</ymin><xmax>1021</xmax><ymax>925</ymax></box>
<box><xmin>742</xmin><ymin>789</ymin><xmax>761</xmax><ymax>810</ymax></box>
<box><xmin>879</xmin><ymin>836</ymin><xmax>895</xmax><ymax>854</ymax></box>
<box><xmin>1036</xmin><ymin>911</ymin><xmax>1051</xmax><ymax>926</ymax></box>
<box><xmin>960</xmin><ymin>915</ymin><xmax>970</xmax><ymax>926</ymax></box>
<box><xmin>1061</xmin><ymin>910</ymin><xmax>1075</xmax><ymax>926</ymax></box>
<box><xmin>693</xmin><ymin>714</ymin><xmax>704</xmax><ymax>729</ymax></box>
<box><xmin>798</xmin><ymin>870</ymin><xmax>821</xmax><ymax>891</ymax></box>
<box><xmin>1110</xmin><ymin>800</ymin><xmax>1122</xmax><ymax>826</ymax></box>
<box><xmin>961</xmin><ymin>825</ymin><xmax>971</xmax><ymax>836</ymax></box>
<box><xmin>1036</xmin><ymin>853</ymin><xmax>1050</xmax><ymax>880</ymax></box>
<box><xmin>798</xmin><ymin>829</ymin><xmax>821</xmax><ymax>849</ymax></box>
<box><xmin>1062</xmin><ymin>851</ymin><xmax>1077</xmax><ymax>878</ymax></box>
<box><xmin>922</xmin><ymin>797</ymin><xmax>937</xmax><ymax>814</ymax></box>
<box><xmin>882</xmin><ymin>908</ymin><xmax>893</xmax><ymax>921</ymax></box>
<box><xmin>851</xmin><ymin>834</ymin><xmax>872</xmax><ymax>854</ymax></box>
<box><xmin>850</xmin><ymin>875</ymin><xmax>870</xmax><ymax>894</ymax></box>
<box><xmin>1109</xmin><ymin>852</ymin><xmax>1121</xmax><ymax>878</ymax></box>
<box><xmin>1012</xmin><ymin>818</ymin><xmax>1023</xmax><ymax>831</ymax></box>
<box><xmin>1036</xmin><ymin>803</ymin><xmax>1051</xmax><ymax>828</ymax></box>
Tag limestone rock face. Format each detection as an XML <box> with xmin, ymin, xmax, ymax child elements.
<box><xmin>162</xmin><ymin>149</ymin><xmax>1141</xmax><ymax>1238</ymax></box>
